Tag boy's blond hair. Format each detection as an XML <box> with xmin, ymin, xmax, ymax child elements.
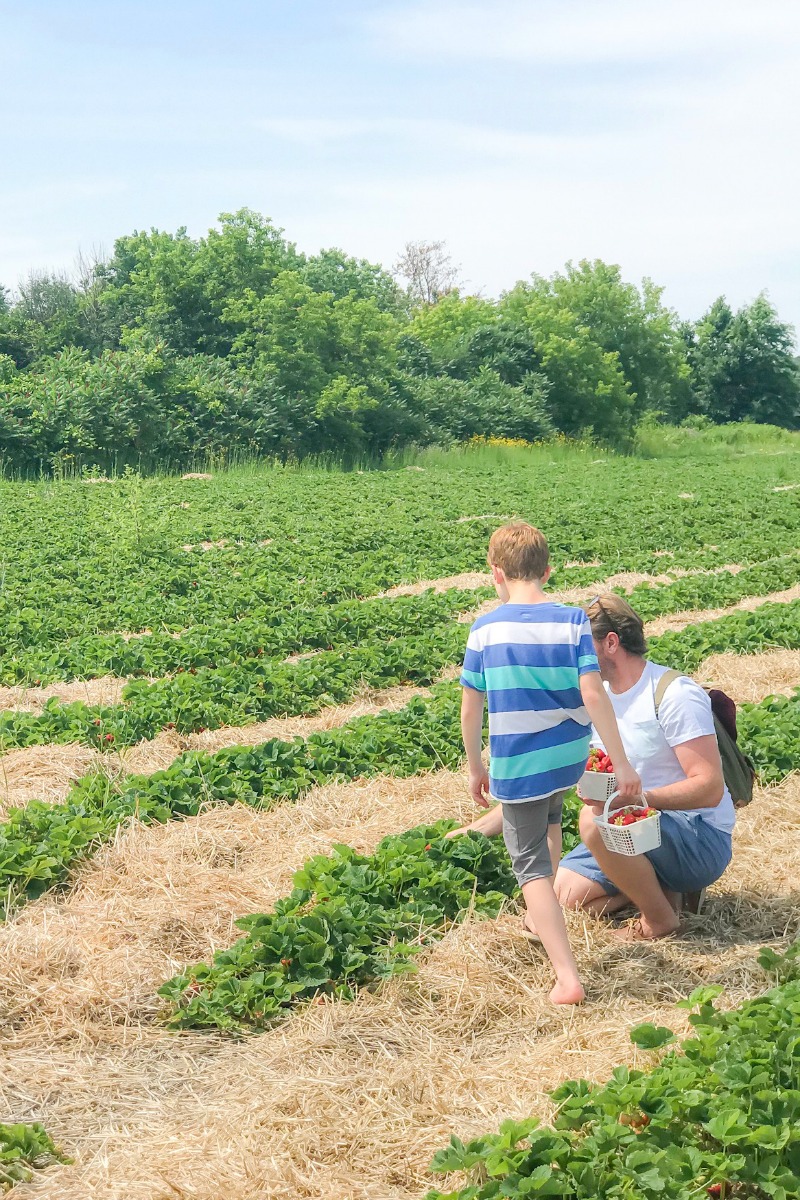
<box><xmin>487</xmin><ymin>522</ymin><xmax>549</xmax><ymax>581</ymax></box>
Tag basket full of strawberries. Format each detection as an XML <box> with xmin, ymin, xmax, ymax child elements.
<box><xmin>594</xmin><ymin>794</ymin><xmax>662</xmax><ymax>856</ymax></box>
<box><xmin>577</xmin><ymin>746</ymin><xmax>618</xmax><ymax>803</ymax></box>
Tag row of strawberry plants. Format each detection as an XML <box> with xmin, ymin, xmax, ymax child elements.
<box><xmin>624</xmin><ymin>552</ymin><xmax>800</xmax><ymax>620</ymax></box>
<box><xmin>5</xmin><ymin>547</ymin><xmax>800</xmax><ymax>689</ymax></box>
<box><xmin>0</xmin><ymin>1122</ymin><xmax>69</xmax><ymax>1193</ymax></box>
<box><xmin>0</xmin><ymin>623</ymin><xmax>469</xmax><ymax>752</ymax></box>
<box><xmin>0</xmin><ymin>587</ymin><xmax>490</xmax><ymax>687</ymax></box>
<box><xmin>3</xmin><ymin>593</ymin><xmax>800</xmax><ymax>757</ymax></box>
<box><xmin>1</xmin><ymin>656</ymin><xmax>797</xmax><ymax>920</ymax></box>
<box><xmin>425</xmin><ymin>943</ymin><xmax>800</xmax><ymax>1200</ymax></box>
<box><xmin>652</xmin><ymin>598</ymin><xmax>800</xmax><ymax>676</ymax></box>
<box><xmin>0</xmin><ymin>688</ymin><xmax>466</xmax><ymax>914</ymax></box>
<box><xmin>158</xmin><ymin>821</ymin><xmax>531</xmax><ymax>1032</ymax></box>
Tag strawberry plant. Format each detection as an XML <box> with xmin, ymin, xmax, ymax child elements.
<box><xmin>159</xmin><ymin>822</ymin><xmax>519</xmax><ymax>1032</ymax></box>
<box><xmin>426</xmin><ymin>943</ymin><xmax>800</xmax><ymax>1200</ymax></box>
<box><xmin>0</xmin><ymin>1123</ymin><xmax>69</xmax><ymax>1192</ymax></box>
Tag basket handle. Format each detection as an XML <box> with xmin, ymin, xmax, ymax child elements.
<box><xmin>601</xmin><ymin>790</ymin><xmax>621</xmax><ymax>823</ymax></box>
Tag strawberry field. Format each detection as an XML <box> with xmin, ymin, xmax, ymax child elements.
<box><xmin>1</xmin><ymin>438</ymin><xmax>800</xmax><ymax>1198</ymax></box>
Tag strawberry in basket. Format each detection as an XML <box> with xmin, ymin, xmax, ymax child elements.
<box><xmin>586</xmin><ymin>747</ymin><xmax>615</xmax><ymax>774</ymax></box>
<box><xmin>610</xmin><ymin>806</ymin><xmax>659</xmax><ymax>827</ymax></box>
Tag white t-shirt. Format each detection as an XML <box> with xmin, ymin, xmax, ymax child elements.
<box><xmin>594</xmin><ymin>661</ymin><xmax>736</xmax><ymax>834</ymax></box>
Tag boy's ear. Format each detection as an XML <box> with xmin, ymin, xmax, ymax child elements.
<box><xmin>490</xmin><ymin>563</ymin><xmax>506</xmax><ymax>585</ymax></box>
<box><xmin>542</xmin><ymin>564</ymin><xmax>552</xmax><ymax>584</ymax></box>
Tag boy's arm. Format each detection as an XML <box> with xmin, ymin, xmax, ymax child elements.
<box><xmin>461</xmin><ymin>687</ymin><xmax>491</xmax><ymax>807</ymax></box>
<box><xmin>579</xmin><ymin>672</ymin><xmax>641</xmax><ymax>800</ymax></box>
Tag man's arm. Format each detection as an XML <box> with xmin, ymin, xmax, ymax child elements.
<box><xmin>643</xmin><ymin>735</ymin><xmax>724</xmax><ymax>811</ymax></box>
<box><xmin>579</xmin><ymin>672</ymin><xmax>641</xmax><ymax>799</ymax></box>
<box><xmin>461</xmin><ymin>686</ymin><xmax>491</xmax><ymax>807</ymax></box>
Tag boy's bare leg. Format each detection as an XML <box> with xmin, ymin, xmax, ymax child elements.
<box><xmin>521</xmin><ymin>877</ymin><xmax>585</xmax><ymax>1005</ymax></box>
<box><xmin>444</xmin><ymin>804</ymin><xmax>503</xmax><ymax>839</ymax></box>
<box><xmin>547</xmin><ymin>823</ymin><xmax>562</xmax><ymax>875</ymax></box>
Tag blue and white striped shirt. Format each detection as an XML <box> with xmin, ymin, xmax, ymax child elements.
<box><xmin>460</xmin><ymin>602</ymin><xmax>600</xmax><ymax>803</ymax></box>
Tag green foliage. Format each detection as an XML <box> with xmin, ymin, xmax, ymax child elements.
<box><xmin>158</xmin><ymin>822</ymin><xmax>518</xmax><ymax>1032</ymax></box>
<box><xmin>426</xmin><ymin>949</ymin><xmax>800</xmax><ymax>1199</ymax></box>
<box><xmin>2</xmin><ymin>211</ymin><xmax>797</xmax><ymax>472</ymax></box>
<box><xmin>687</xmin><ymin>295</ymin><xmax>800</xmax><ymax>427</ymax></box>
<box><xmin>0</xmin><ymin>1122</ymin><xmax>69</xmax><ymax>1191</ymax></box>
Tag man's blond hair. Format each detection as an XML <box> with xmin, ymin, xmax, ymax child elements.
<box><xmin>487</xmin><ymin>522</ymin><xmax>549</xmax><ymax>581</ymax></box>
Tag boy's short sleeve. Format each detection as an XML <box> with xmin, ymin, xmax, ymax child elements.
<box><xmin>460</xmin><ymin>626</ymin><xmax>486</xmax><ymax>691</ymax></box>
<box><xmin>576</xmin><ymin>615</ymin><xmax>600</xmax><ymax>676</ymax></box>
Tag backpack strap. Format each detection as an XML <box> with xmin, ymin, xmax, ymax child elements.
<box><xmin>653</xmin><ymin>668</ymin><xmax>685</xmax><ymax>719</ymax></box>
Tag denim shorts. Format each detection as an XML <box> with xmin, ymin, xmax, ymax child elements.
<box><xmin>560</xmin><ymin>811</ymin><xmax>733</xmax><ymax>896</ymax></box>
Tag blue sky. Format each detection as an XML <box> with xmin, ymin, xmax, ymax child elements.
<box><xmin>2</xmin><ymin>0</ymin><xmax>799</xmax><ymax>334</ymax></box>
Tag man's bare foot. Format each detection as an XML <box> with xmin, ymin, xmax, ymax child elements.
<box><xmin>549</xmin><ymin>979</ymin><xmax>586</xmax><ymax>1005</ymax></box>
<box><xmin>611</xmin><ymin>915</ymin><xmax>680</xmax><ymax>942</ymax></box>
<box><xmin>445</xmin><ymin>810</ymin><xmax>501</xmax><ymax>839</ymax></box>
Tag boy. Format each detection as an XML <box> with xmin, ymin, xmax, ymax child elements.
<box><xmin>459</xmin><ymin>522</ymin><xmax>641</xmax><ymax>1004</ymax></box>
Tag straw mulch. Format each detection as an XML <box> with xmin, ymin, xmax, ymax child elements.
<box><xmin>0</xmin><ymin>675</ymin><xmax>134</xmax><ymax>714</ymax></box>
<box><xmin>379</xmin><ymin>571</ymin><xmax>493</xmax><ymax>598</ymax></box>
<box><xmin>1</xmin><ymin>764</ymin><xmax>798</xmax><ymax>1199</ymax></box>
<box><xmin>0</xmin><ymin>744</ymin><xmax>104</xmax><ymax>819</ymax></box>
<box><xmin>701</xmin><ymin>649</ymin><xmax>800</xmax><ymax>704</ymax></box>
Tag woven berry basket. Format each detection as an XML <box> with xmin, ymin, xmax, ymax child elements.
<box><xmin>593</xmin><ymin>793</ymin><xmax>662</xmax><ymax>857</ymax></box>
<box><xmin>577</xmin><ymin>768</ymin><xmax>618</xmax><ymax>803</ymax></box>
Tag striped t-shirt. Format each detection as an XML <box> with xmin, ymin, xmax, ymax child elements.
<box><xmin>460</xmin><ymin>602</ymin><xmax>600</xmax><ymax>803</ymax></box>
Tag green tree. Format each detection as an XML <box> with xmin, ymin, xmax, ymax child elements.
<box><xmin>408</xmin><ymin>366</ymin><xmax>552</xmax><ymax>444</ymax></box>
<box><xmin>502</xmin><ymin>281</ymin><xmax>633</xmax><ymax>441</ymax></box>
<box><xmin>300</xmin><ymin>248</ymin><xmax>404</xmax><ymax>312</ymax></box>
<box><xmin>227</xmin><ymin>271</ymin><xmax>405</xmax><ymax>458</ymax></box>
<box><xmin>408</xmin><ymin>292</ymin><xmax>496</xmax><ymax>369</ymax></box>
<box><xmin>95</xmin><ymin>210</ymin><xmax>299</xmax><ymax>355</ymax></box>
<box><xmin>688</xmin><ymin>294</ymin><xmax>800</xmax><ymax>427</ymax></box>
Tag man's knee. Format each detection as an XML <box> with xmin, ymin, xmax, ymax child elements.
<box><xmin>578</xmin><ymin>806</ymin><xmax>602</xmax><ymax>849</ymax></box>
<box><xmin>555</xmin><ymin>867</ymin><xmax>598</xmax><ymax>910</ymax></box>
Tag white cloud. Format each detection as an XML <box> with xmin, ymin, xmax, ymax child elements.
<box><xmin>366</xmin><ymin>0</ymin><xmax>800</xmax><ymax>65</ymax></box>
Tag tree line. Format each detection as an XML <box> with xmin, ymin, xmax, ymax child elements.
<box><xmin>0</xmin><ymin>208</ymin><xmax>798</xmax><ymax>472</ymax></box>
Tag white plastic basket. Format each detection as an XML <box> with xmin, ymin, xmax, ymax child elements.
<box><xmin>593</xmin><ymin>793</ymin><xmax>662</xmax><ymax>857</ymax></box>
<box><xmin>577</xmin><ymin>769</ymin><xmax>617</xmax><ymax>803</ymax></box>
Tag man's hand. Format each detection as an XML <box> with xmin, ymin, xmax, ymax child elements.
<box><xmin>469</xmin><ymin>767</ymin><xmax>491</xmax><ymax>807</ymax></box>
<box><xmin>613</xmin><ymin>760</ymin><xmax>642</xmax><ymax>799</ymax></box>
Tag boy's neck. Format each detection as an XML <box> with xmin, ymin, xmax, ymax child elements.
<box><xmin>503</xmin><ymin>578</ymin><xmax>551</xmax><ymax>604</ymax></box>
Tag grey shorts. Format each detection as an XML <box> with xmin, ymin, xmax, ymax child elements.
<box><xmin>501</xmin><ymin>790</ymin><xmax>566</xmax><ymax>887</ymax></box>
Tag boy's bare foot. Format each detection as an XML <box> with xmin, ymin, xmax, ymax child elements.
<box><xmin>520</xmin><ymin>915</ymin><xmax>542</xmax><ymax>944</ymax></box>
<box><xmin>611</xmin><ymin>915</ymin><xmax>680</xmax><ymax>942</ymax></box>
<box><xmin>549</xmin><ymin>979</ymin><xmax>586</xmax><ymax>1005</ymax></box>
